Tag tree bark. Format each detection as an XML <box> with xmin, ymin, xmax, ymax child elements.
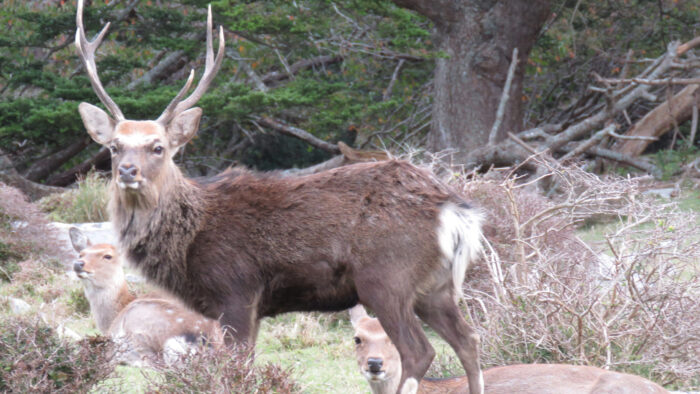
<box><xmin>392</xmin><ymin>0</ymin><xmax>552</xmax><ymax>161</ymax></box>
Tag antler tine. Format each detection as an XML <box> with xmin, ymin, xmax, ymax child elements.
<box><xmin>75</xmin><ymin>0</ymin><xmax>125</xmax><ymax>121</ymax></box>
<box><xmin>157</xmin><ymin>5</ymin><xmax>225</xmax><ymax>125</ymax></box>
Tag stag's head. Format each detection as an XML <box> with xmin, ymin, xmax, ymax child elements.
<box><xmin>349</xmin><ymin>305</ymin><xmax>402</xmax><ymax>393</ymax></box>
<box><xmin>75</xmin><ymin>0</ymin><xmax>224</xmax><ymax>197</ymax></box>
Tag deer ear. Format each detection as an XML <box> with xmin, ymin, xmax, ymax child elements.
<box><xmin>349</xmin><ymin>304</ymin><xmax>369</xmax><ymax>328</ymax></box>
<box><xmin>167</xmin><ymin>107</ymin><xmax>202</xmax><ymax>152</ymax></box>
<box><xmin>78</xmin><ymin>103</ymin><xmax>116</xmax><ymax>145</ymax></box>
<box><xmin>69</xmin><ymin>227</ymin><xmax>92</xmax><ymax>253</ymax></box>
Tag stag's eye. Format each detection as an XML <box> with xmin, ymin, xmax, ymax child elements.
<box><xmin>109</xmin><ymin>145</ymin><xmax>119</xmax><ymax>155</ymax></box>
<box><xmin>103</xmin><ymin>254</ymin><xmax>112</xmax><ymax>260</ymax></box>
<box><xmin>153</xmin><ymin>145</ymin><xmax>164</xmax><ymax>155</ymax></box>
<box><xmin>354</xmin><ymin>336</ymin><xmax>362</xmax><ymax>345</ymax></box>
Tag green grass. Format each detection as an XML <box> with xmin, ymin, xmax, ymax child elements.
<box><xmin>38</xmin><ymin>171</ymin><xmax>110</xmax><ymax>223</ymax></box>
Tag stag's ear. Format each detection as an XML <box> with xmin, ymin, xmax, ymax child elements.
<box><xmin>167</xmin><ymin>107</ymin><xmax>202</xmax><ymax>152</ymax></box>
<box><xmin>349</xmin><ymin>304</ymin><xmax>369</xmax><ymax>328</ymax></box>
<box><xmin>78</xmin><ymin>103</ymin><xmax>116</xmax><ymax>145</ymax></box>
<box><xmin>69</xmin><ymin>227</ymin><xmax>92</xmax><ymax>253</ymax></box>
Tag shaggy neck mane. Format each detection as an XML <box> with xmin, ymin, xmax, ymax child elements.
<box><xmin>109</xmin><ymin>165</ymin><xmax>205</xmax><ymax>297</ymax></box>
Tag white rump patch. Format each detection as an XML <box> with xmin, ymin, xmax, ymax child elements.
<box><xmin>437</xmin><ymin>203</ymin><xmax>483</xmax><ymax>301</ymax></box>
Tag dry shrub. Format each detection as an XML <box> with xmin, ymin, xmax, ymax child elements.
<box><xmin>145</xmin><ymin>343</ymin><xmax>299</xmax><ymax>393</ymax></box>
<box><xmin>0</xmin><ymin>316</ymin><xmax>115</xmax><ymax>393</ymax></box>
<box><xmin>0</xmin><ymin>183</ymin><xmax>69</xmax><ymax>281</ymax></box>
<box><xmin>450</xmin><ymin>158</ymin><xmax>699</xmax><ymax>389</ymax></box>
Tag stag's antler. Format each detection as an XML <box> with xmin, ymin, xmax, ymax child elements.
<box><xmin>75</xmin><ymin>0</ymin><xmax>125</xmax><ymax>121</ymax></box>
<box><xmin>157</xmin><ymin>5</ymin><xmax>225</xmax><ymax>125</ymax></box>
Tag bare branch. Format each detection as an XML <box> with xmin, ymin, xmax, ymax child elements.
<box><xmin>489</xmin><ymin>48</ymin><xmax>518</xmax><ymax>145</ymax></box>
<box><xmin>383</xmin><ymin>59</ymin><xmax>405</xmax><ymax>101</ymax></box>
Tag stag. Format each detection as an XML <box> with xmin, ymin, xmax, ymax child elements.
<box><xmin>75</xmin><ymin>1</ymin><xmax>484</xmax><ymax>392</ymax></box>
<box><xmin>349</xmin><ymin>305</ymin><xmax>669</xmax><ymax>394</ymax></box>
<box><xmin>69</xmin><ymin>227</ymin><xmax>222</xmax><ymax>366</ymax></box>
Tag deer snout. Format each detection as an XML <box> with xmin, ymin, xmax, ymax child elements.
<box><xmin>73</xmin><ymin>261</ymin><xmax>89</xmax><ymax>278</ymax></box>
<box><xmin>118</xmin><ymin>164</ymin><xmax>139</xmax><ymax>181</ymax></box>
<box><xmin>367</xmin><ymin>357</ymin><xmax>384</xmax><ymax>373</ymax></box>
<box><xmin>117</xmin><ymin>163</ymin><xmax>142</xmax><ymax>189</ymax></box>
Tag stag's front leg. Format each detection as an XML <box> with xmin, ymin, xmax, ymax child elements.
<box><xmin>362</xmin><ymin>295</ymin><xmax>435</xmax><ymax>394</ymax></box>
<box><xmin>220</xmin><ymin>294</ymin><xmax>261</xmax><ymax>347</ymax></box>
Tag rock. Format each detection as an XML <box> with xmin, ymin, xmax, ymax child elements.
<box><xmin>9</xmin><ymin>297</ymin><xmax>31</xmax><ymax>314</ymax></box>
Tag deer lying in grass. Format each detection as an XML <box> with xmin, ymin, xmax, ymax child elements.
<box><xmin>75</xmin><ymin>1</ymin><xmax>484</xmax><ymax>392</ymax></box>
<box><xmin>69</xmin><ymin>227</ymin><xmax>222</xmax><ymax>366</ymax></box>
<box><xmin>349</xmin><ymin>305</ymin><xmax>669</xmax><ymax>394</ymax></box>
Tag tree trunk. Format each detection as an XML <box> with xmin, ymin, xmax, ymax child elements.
<box><xmin>392</xmin><ymin>0</ymin><xmax>551</xmax><ymax>162</ymax></box>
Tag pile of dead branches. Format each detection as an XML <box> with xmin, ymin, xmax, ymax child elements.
<box><xmin>468</xmin><ymin>37</ymin><xmax>700</xmax><ymax>178</ymax></box>
<box><xmin>456</xmin><ymin>159</ymin><xmax>699</xmax><ymax>389</ymax></box>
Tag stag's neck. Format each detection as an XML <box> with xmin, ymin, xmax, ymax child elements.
<box><xmin>83</xmin><ymin>274</ymin><xmax>135</xmax><ymax>333</ymax></box>
<box><xmin>110</xmin><ymin>169</ymin><xmax>205</xmax><ymax>297</ymax></box>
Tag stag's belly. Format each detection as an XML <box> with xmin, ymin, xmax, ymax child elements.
<box><xmin>259</xmin><ymin>259</ymin><xmax>358</xmax><ymax>316</ymax></box>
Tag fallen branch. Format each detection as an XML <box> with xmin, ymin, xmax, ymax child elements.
<box><xmin>261</xmin><ymin>55</ymin><xmax>344</xmax><ymax>84</ymax></box>
<box><xmin>251</xmin><ymin>116</ymin><xmax>340</xmax><ymax>154</ymax></box>
<box><xmin>599</xmin><ymin>77</ymin><xmax>700</xmax><ymax>86</ymax></box>
<box><xmin>616</xmin><ymin>84</ymin><xmax>699</xmax><ymax>156</ymax></box>
<box><xmin>46</xmin><ymin>147</ymin><xmax>110</xmax><ymax>187</ymax></box>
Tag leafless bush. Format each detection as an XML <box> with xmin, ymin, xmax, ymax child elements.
<box><xmin>453</xmin><ymin>157</ymin><xmax>699</xmax><ymax>389</ymax></box>
<box><xmin>0</xmin><ymin>316</ymin><xmax>115</xmax><ymax>393</ymax></box>
<box><xmin>145</xmin><ymin>342</ymin><xmax>299</xmax><ymax>393</ymax></box>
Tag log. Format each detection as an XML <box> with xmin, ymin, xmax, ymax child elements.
<box><xmin>616</xmin><ymin>84</ymin><xmax>699</xmax><ymax>156</ymax></box>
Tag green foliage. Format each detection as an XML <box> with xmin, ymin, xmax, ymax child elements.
<box><xmin>1</xmin><ymin>0</ymin><xmax>434</xmax><ymax>176</ymax></box>
<box><xmin>38</xmin><ymin>171</ymin><xmax>109</xmax><ymax>223</ymax></box>
<box><xmin>652</xmin><ymin>141</ymin><xmax>698</xmax><ymax>180</ymax></box>
<box><xmin>67</xmin><ymin>288</ymin><xmax>91</xmax><ymax>317</ymax></box>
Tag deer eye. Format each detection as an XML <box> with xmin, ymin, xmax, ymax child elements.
<box><xmin>354</xmin><ymin>336</ymin><xmax>362</xmax><ymax>345</ymax></box>
<box><xmin>153</xmin><ymin>146</ymin><xmax>164</xmax><ymax>155</ymax></box>
<box><xmin>103</xmin><ymin>254</ymin><xmax>112</xmax><ymax>260</ymax></box>
<box><xmin>109</xmin><ymin>145</ymin><xmax>119</xmax><ymax>155</ymax></box>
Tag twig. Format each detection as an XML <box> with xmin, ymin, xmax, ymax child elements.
<box><xmin>489</xmin><ymin>48</ymin><xmax>518</xmax><ymax>145</ymax></box>
<box><xmin>383</xmin><ymin>59</ymin><xmax>405</xmax><ymax>101</ymax></box>
<box><xmin>507</xmin><ymin>132</ymin><xmax>544</xmax><ymax>155</ymax></box>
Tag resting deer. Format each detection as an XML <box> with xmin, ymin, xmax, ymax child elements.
<box><xmin>74</xmin><ymin>1</ymin><xmax>484</xmax><ymax>392</ymax></box>
<box><xmin>69</xmin><ymin>227</ymin><xmax>222</xmax><ymax>366</ymax></box>
<box><xmin>349</xmin><ymin>305</ymin><xmax>669</xmax><ymax>394</ymax></box>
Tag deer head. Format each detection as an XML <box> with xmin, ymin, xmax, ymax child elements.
<box><xmin>75</xmin><ymin>0</ymin><xmax>224</xmax><ymax>197</ymax></box>
<box><xmin>69</xmin><ymin>226</ymin><xmax>122</xmax><ymax>287</ymax></box>
<box><xmin>349</xmin><ymin>305</ymin><xmax>403</xmax><ymax>394</ymax></box>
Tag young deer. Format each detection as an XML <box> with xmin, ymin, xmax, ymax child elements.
<box><xmin>349</xmin><ymin>305</ymin><xmax>669</xmax><ymax>394</ymax></box>
<box><xmin>69</xmin><ymin>227</ymin><xmax>222</xmax><ymax>366</ymax></box>
<box><xmin>75</xmin><ymin>1</ymin><xmax>484</xmax><ymax>392</ymax></box>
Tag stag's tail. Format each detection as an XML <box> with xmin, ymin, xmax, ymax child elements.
<box><xmin>437</xmin><ymin>202</ymin><xmax>483</xmax><ymax>301</ymax></box>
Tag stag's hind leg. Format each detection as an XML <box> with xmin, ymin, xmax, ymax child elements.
<box><xmin>416</xmin><ymin>290</ymin><xmax>484</xmax><ymax>394</ymax></box>
<box><xmin>360</xmin><ymin>290</ymin><xmax>435</xmax><ymax>394</ymax></box>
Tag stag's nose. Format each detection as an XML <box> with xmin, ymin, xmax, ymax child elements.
<box><xmin>118</xmin><ymin>164</ymin><xmax>139</xmax><ymax>182</ymax></box>
<box><xmin>73</xmin><ymin>260</ymin><xmax>85</xmax><ymax>273</ymax></box>
<box><xmin>367</xmin><ymin>358</ymin><xmax>383</xmax><ymax>373</ymax></box>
